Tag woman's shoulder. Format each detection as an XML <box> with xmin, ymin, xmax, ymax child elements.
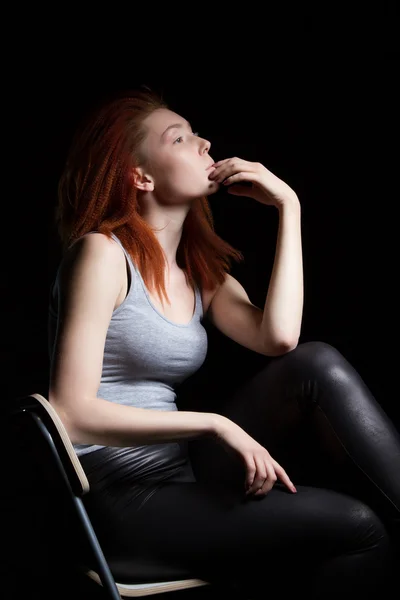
<box><xmin>59</xmin><ymin>232</ymin><xmax>126</xmax><ymax>284</ymax></box>
<box><xmin>66</xmin><ymin>232</ymin><xmax>124</xmax><ymax>261</ymax></box>
<box><xmin>68</xmin><ymin>231</ymin><xmax>121</xmax><ymax>252</ymax></box>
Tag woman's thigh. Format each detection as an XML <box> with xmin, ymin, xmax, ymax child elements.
<box><xmin>189</xmin><ymin>341</ymin><xmax>400</xmax><ymax>529</ymax></box>
<box><xmin>84</xmin><ymin>478</ymin><xmax>390</xmax><ymax>597</ymax></box>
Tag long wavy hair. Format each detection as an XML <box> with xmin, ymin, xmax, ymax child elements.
<box><xmin>55</xmin><ymin>87</ymin><xmax>244</xmax><ymax>306</ymax></box>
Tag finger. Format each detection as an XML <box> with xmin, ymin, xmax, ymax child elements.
<box><xmin>209</xmin><ymin>164</ymin><xmax>241</xmax><ymax>183</ymax></box>
<box><xmin>212</xmin><ymin>157</ymin><xmax>254</xmax><ymax>169</ymax></box>
<box><xmin>211</xmin><ymin>158</ymin><xmax>232</xmax><ymax>168</ymax></box>
<box><xmin>273</xmin><ymin>460</ymin><xmax>297</xmax><ymax>493</ymax></box>
<box><xmin>223</xmin><ymin>172</ymin><xmax>259</xmax><ymax>187</ymax></box>
<box><xmin>246</xmin><ymin>456</ymin><xmax>267</xmax><ymax>495</ymax></box>
<box><xmin>210</xmin><ymin>161</ymin><xmax>256</xmax><ymax>183</ymax></box>
<box><xmin>208</xmin><ymin>168</ymin><xmax>229</xmax><ymax>183</ymax></box>
<box><xmin>254</xmin><ymin>460</ymin><xmax>277</xmax><ymax>496</ymax></box>
<box><xmin>254</xmin><ymin>476</ymin><xmax>271</xmax><ymax>496</ymax></box>
<box><xmin>244</xmin><ymin>456</ymin><xmax>257</xmax><ymax>492</ymax></box>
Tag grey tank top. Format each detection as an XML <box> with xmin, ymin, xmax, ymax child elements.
<box><xmin>48</xmin><ymin>232</ymin><xmax>208</xmax><ymax>473</ymax></box>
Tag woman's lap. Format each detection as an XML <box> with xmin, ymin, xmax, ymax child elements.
<box><xmin>83</xmin><ymin>476</ymin><xmax>390</xmax><ymax>596</ymax></box>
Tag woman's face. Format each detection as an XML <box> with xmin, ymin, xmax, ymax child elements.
<box><xmin>139</xmin><ymin>108</ymin><xmax>219</xmax><ymax>202</ymax></box>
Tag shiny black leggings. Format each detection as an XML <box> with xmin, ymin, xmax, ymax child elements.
<box><xmin>81</xmin><ymin>342</ymin><xmax>400</xmax><ymax>598</ymax></box>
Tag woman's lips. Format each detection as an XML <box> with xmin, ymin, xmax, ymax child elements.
<box><xmin>206</xmin><ymin>166</ymin><xmax>216</xmax><ymax>179</ymax></box>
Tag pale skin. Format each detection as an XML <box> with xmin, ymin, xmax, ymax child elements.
<box><xmin>50</xmin><ymin>107</ymin><xmax>303</xmax><ymax>497</ymax></box>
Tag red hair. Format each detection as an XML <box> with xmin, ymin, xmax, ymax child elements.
<box><xmin>55</xmin><ymin>87</ymin><xmax>244</xmax><ymax>306</ymax></box>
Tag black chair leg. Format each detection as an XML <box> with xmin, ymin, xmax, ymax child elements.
<box><xmin>73</xmin><ymin>497</ymin><xmax>121</xmax><ymax>599</ymax></box>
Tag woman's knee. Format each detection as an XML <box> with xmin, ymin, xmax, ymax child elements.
<box><xmin>351</xmin><ymin>500</ymin><xmax>391</xmax><ymax>551</ymax></box>
<box><xmin>286</xmin><ymin>341</ymin><xmax>360</xmax><ymax>390</ymax></box>
<box><xmin>338</xmin><ymin>499</ymin><xmax>393</xmax><ymax>590</ymax></box>
<box><xmin>292</xmin><ymin>341</ymin><xmax>345</xmax><ymax>369</ymax></box>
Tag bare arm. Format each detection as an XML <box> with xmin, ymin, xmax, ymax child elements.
<box><xmin>208</xmin><ymin>158</ymin><xmax>303</xmax><ymax>354</ymax></box>
<box><xmin>260</xmin><ymin>198</ymin><xmax>303</xmax><ymax>351</ymax></box>
<box><xmin>49</xmin><ymin>233</ymin><xmax>220</xmax><ymax>447</ymax></box>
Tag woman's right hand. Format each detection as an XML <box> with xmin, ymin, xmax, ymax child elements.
<box><xmin>213</xmin><ymin>415</ymin><xmax>297</xmax><ymax>497</ymax></box>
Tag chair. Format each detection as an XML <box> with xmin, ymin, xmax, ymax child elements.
<box><xmin>10</xmin><ymin>393</ymin><xmax>211</xmax><ymax>599</ymax></box>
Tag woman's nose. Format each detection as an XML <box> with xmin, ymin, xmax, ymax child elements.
<box><xmin>200</xmin><ymin>137</ymin><xmax>211</xmax><ymax>154</ymax></box>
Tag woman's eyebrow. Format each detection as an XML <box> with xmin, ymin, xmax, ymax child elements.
<box><xmin>161</xmin><ymin>121</ymin><xmax>192</xmax><ymax>139</ymax></box>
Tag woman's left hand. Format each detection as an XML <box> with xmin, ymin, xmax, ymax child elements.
<box><xmin>209</xmin><ymin>157</ymin><xmax>298</xmax><ymax>208</ymax></box>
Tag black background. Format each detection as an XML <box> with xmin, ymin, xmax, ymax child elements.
<box><xmin>6</xmin><ymin>48</ymin><xmax>399</xmax><ymax>431</ymax></box>
<box><xmin>4</xmin><ymin>17</ymin><xmax>400</xmax><ymax>599</ymax></box>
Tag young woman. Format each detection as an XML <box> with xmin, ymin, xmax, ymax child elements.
<box><xmin>48</xmin><ymin>87</ymin><xmax>400</xmax><ymax>598</ymax></box>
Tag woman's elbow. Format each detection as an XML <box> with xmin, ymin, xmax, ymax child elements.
<box><xmin>49</xmin><ymin>395</ymin><xmax>83</xmax><ymax>444</ymax></box>
<box><xmin>268</xmin><ymin>337</ymin><xmax>299</xmax><ymax>356</ymax></box>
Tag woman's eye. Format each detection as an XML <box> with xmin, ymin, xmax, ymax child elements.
<box><xmin>174</xmin><ymin>132</ymin><xmax>199</xmax><ymax>144</ymax></box>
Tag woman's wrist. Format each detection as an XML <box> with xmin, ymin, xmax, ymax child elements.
<box><xmin>206</xmin><ymin>412</ymin><xmax>230</xmax><ymax>438</ymax></box>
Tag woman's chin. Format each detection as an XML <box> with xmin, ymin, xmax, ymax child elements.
<box><xmin>206</xmin><ymin>180</ymin><xmax>220</xmax><ymax>195</ymax></box>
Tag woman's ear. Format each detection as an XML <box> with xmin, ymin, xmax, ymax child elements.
<box><xmin>131</xmin><ymin>167</ymin><xmax>155</xmax><ymax>192</ymax></box>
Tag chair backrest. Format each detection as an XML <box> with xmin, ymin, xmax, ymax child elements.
<box><xmin>10</xmin><ymin>393</ymin><xmax>125</xmax><ymax>598</ymax></box>
<box><xmin>10</xmin><ymin>392</ymin><xmax>211</xmax><ymax>598</ymax></box>
<box><xmin>13</xmin><ymin>393</ymin><xmax>89</xmax><ymax>496</ymax></box>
